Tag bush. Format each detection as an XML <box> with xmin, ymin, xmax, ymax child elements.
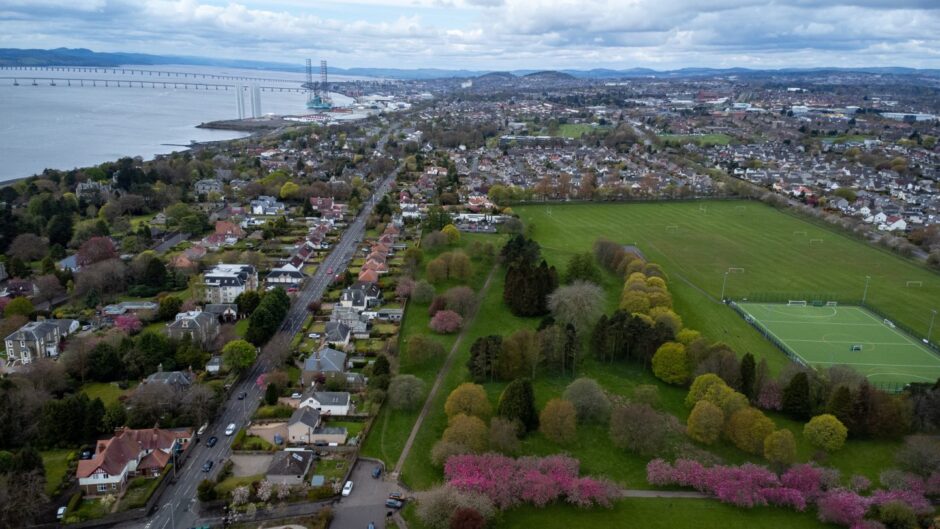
<box><xmin>562</xmin><ymin>378</ymin><xmax>611</xmax><ymax>423</ymax></box>
<box><xmin>388</xmin><ymin>375</ymin><xmax>426</xmax><ymax>411</ymax></box>
<box><xmin>430</xmin><ymin>310</ymin><xmax>463</xmax><ymax>334</ymax></box>
<box><xmin>197</xmin><ymin>479</ymin><xmax>217</xmax><ymax>502</ymax></box>
<box><xmin>804</xmin><ymin>414</ymin><xmax>848</xmax><ymax>452</ymax></box>
<box><xmin>539</xmin><ymin>399</ymin><xmax>578</xmax><ymax>445</ymax></box>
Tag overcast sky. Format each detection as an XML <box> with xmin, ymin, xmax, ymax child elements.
<box><xmin>1</xmin><ymin>0</ymin><xmax>938</xmax><ymax>70</ymax></box>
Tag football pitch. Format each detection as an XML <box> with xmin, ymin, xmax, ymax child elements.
<box><xmin>735</xmin><ymin>302</ymin><xmax>940</xmax><ymax>386</ymax></box>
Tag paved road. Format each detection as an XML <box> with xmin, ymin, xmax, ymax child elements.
<box><xmin>136</xmin><ymin>167</ymin><xmax>397</xmax><ymax>529</ymax></box>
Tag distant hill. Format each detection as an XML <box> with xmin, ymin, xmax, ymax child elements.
<box><xmin>1</xmin><ymin>48</ymin><xmax>938</xmax><ymax>80</ymax></box>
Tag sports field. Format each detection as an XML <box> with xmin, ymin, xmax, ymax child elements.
<box><xmin>735</xmin><ymin>302</ymin><xmax>940</xmax><ymax>386</ymax></box>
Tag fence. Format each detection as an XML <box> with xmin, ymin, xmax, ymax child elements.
<box><xmin>728</xmin><ymin>301</ymin><xmax>807</xmax><ymax>368</ymax></box>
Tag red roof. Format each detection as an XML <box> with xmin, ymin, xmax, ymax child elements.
<box><xmin>358</xmin><ymin>269</ymin><xmax>379</xmax><ymax>283</ymax></box>
<box><xmin>76</xmin><ymin>428</ymin><xmax>191</xmax><ymax>479</ymax></box>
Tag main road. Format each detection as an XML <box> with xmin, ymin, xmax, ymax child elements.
<box><xmin>139</xmin><ymin>165</ymin><xmax>398</xmax><ymax>529</ymax></box>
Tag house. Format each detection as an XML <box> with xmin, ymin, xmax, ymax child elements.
<box><xmin>194</xmin><ymin>179</ymin><xmax>223</xmax><ymax>195</ymax></box>
<box><xmin>166</xmin><ymin>310</ymin><xmax>221</xmax><ymax>347</ymax></box>
<box><xmin>57</xmin><ymin>254</ymin><xmax>81</xmax><ymax>272</ymax></box>
<box><xmin>206</xmin><ymin>356</ymin><xmax>223</xmax><ymax>375</ymax></box>
<box><xmin>309</xmin><ymin>196</ymin><xmax>334</xmax><ymax>211</ymax></box>
<box><xmin>301</xmin><ymin>347</ymin><xmax>347</xmax><ymax>385</ymax></box>
<box><xmin>287</xmin><ymin>407</ymin><xmax>321</xmax><ymax>444</ymax></box>
<box><xmin>299</xmin><ymin>391</ymin><xmax>351</xmax><ymax>416</ymax></box>
<box><xmin>377</xmin><ymin>308</ymin><xmax>404</xmax><ymax>322</ymax></box>
<box><xmin>324</xmin><ymin>321</ymin><xmax>351</xmax><ymax>348</ymax></box>
<box><xmin>266</xmin><ymin>450</ymin><xmax>315</xmax><ymax>485</ymax></box>
<box><xmin>250</xmin><ymin>196</ymin><xmax>286</xmax><ymax>216</ymax></box>
<box><xmin>77</xmin><ymin>427</ymin><xmax>191</xmax><ymax>496</ymax></box>
<box><xmin>204</xmin><ymin>264</ymin><xmax>259</xmax><ymax>303</ymax></box>
<box><xmin>339</xmin><ymin>282</ymin><xmax>382</xmax><ymax>312</ymax></box>
<box><xmin>102</xmin><ymin>301</ymin><xmax>159</xmax><ymax>317</ymax></box>
<box><xmin>311</xmin><ymin>426</ymin><xmax>347</xmax><ymax>445</ymax></box>
<box><xmin>144</xmin><ymin>369</ymin><xmax>193</xmax><ymax>389</ymax></box>
<box><xmin>76</xmin><ymin>181</ymin><xmax>112</xmax><ymax>201</ymax></box>
<box><xmin>214</xmin><ymin>220</ymin><xmax>245</xmax><ymax>239</ymax></box>
<box><xmin>4</xmin><ymin>321</ymin><xmax>62</xmax><ymax>366</ymax></box>
<box><xmin>266</xmin><ymin>266</ymin><xmax>306</xmax><ymax>288</ymax></box>
<box><xmin>204</xmin><ymin>303</ymin><xmax>239</xmax><ymax>323</ymax></box>
<box><xmin>330</xmin><ymin>306</ymin><xmax>370</xmax><ymax>339</ymax></box>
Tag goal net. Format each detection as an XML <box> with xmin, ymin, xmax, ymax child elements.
<box><xmin>906</xmin><ymin>281</ymin><xmax>923</xmax><ymax>288</ymax></box>
<box><xmin>788</xmin><ymin>300</ymin><xmax>808</xmax><ymax>307</ymax></box>
<box><xmin>883</xmin><ymin>319</ymin><xmax>896</xmax><ymax>328</ymax></box>
<box><xmin>826</xmin><ymin>301</ymin><xmax>838</xmax><ymax>307</ymax></box>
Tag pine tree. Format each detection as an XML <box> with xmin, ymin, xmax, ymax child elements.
<box><xmin>740</xmin><ymin>353</ymin><xmax>756</xmax><ymax>400</ymax></box>
<box><xmin>497</xmin><ymin>378</ymin><xmax>539</xmax><ymax>433</ymax></box>
<box><xmin>782</xmin><ymin>372</ymin><xmax>812</xmax><ymax>420</ymax></box>
<box><xmin>467</xmin><ymin>335</ymin><xmax>502</xmax><ymax>382</ymax></box>
<box><xmin>826</xmin><ymin>385</ymin><xmax>854</xmax><ymax>434</ymax></box>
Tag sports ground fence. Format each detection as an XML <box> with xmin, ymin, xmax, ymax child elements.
<box><xmin>728</xmin><ymin>295</ymin><xmax>940</xmax><ymax>394</ymax></box>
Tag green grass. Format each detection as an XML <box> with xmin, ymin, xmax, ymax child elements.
<box><xmin>66</xmin><ymin>499</ymin><xmax>109</xmax><ymax>523</ymax></box>
<box><xmin>234</xmin><ymin>319</ymin><xmax>249</xmax><ymax>338</ymax></box>
<box><xmin>115</xmin><ymin>475</ymin><xmax>162</xmax><ymax>511</ymax></box>
<box><xmin>41</xmin><ymin>449</ymin><xmax>72</xmax><ymax>496</ymax></box>
<box><xmin>80</xmin><ymin>382</ymin><xmax>136</xmax><ymax>407</ymax></box>
<box><xmin>737</xmin><ymin>303</ymin><xmax>940</xmax><ymax>385</ymax></box>
<box><xmin>515</xmin><ymin>201</ymin><xmax>940</xmax><ymax>373</ymax></box>
<box><xmin>556</xmin><ymin>123</ymin><xmax>603</xmax><ymax>138</ymax></box>
<box><xmin>215</xmin><ymin>474</ymin><xmax>262</xmax><ymax>495</ymax></box>
<box><xmin>496</xmin><ymin>498</ymin><xmax>832</xmax><ymax>529</ymax></box>
<box><xmin>659</xmin><ymin>133</ymin><xmax>734</xmax><ymax>146</ymax></box>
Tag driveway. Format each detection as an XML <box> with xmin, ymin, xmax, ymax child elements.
<box><xmin>330</xmin><ymin>460</ymin><xmax>401</xmax><ymax>529</ymax></box>
<box><xmin>230</xmin><ymin>454</ymin><xmax>274</xmax><ymax>477</ymax></box>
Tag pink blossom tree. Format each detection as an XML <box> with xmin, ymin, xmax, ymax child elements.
<box><xmin>816</xmin><ymin>489</ymin><xmax>869</xmax><ymax>527</ymax></box>
<box><xmin>114</xmin><ymin>314</ymin><xmax>142</xmax><ymax>334</ymax></box>
<box><xmin>430</xmin><ymin>310</ymin><xmax>463</xmax><ymax>334</ymax></box>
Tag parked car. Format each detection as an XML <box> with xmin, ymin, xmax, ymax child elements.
<box><xmin>202</xmin><ymin>460</ymin><xmax>214</xmax><ymax>473</ymax></box>
<box><xmin>342</xmin><ymin>481</ymin><xmax>354</xmax><ymax>496</ymax></box>
<box><xmin>225</xmin><ymin>423</ymin><xmax>237</xmax><ymax>436</ymax></box>
<box><xmin>56</xmin><ymin>506</ymin><xmax>66</xmax><ymax>520</ymax></box>
<box><xmin>388</xmin><ymin>492</ymin><xmax>403</xmax><ymax>501</ymax></box>
<box><xmin>206</xmin><ymin>436</ymin><xmax>218</xmax><ymax>448</ymax></box>
<box><xmin>291</xmin><ymin>392</ymin><xmax>302</xmax><ymax>399</ymax></box>
<box><xmin>371</xmin><ymin>466</ymin><xmax>382</xmax><ymax>479</ymax></box>
<box><xmin>385</xmin><ymin>499</ymin><xmax>403</xmax><ymax>509</ymax></box>
<box><xmin>308</xmin><ymin>333</ymin><xmax>321</xmax><ymax>339</ymax></box>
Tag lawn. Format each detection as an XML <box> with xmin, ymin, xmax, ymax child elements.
<box><xmin>215</xmin><ymin>474</ymin><xmax>262</xmax><ymax>496</ymax></box>
<box><xmin>115</xmin><ymin>475</ymin><xmax>163</xmax><ymax>511</ymax></box>
<box><xmin>80</xmin><ymin>382</ymin><xmax>136</xmax><ymax>407</ymax></box>
<box><xmin>66</xmin><ymin>499</ymin><xmax>109</xmax><ymax>523</ymax></box>
<box><xmin>41</xmin><ymin>449</ymin><xmax>73</xmax><ymax>496</ymax></box>
<box><xmin>234</xmin><ymin>318</ymin><xmax>249</xmax><ymax>338</ymax></box>
<box><xmin>556</xmin><ymin>123</ymin><xmax>602</xmax><ymax>139</ymax></box>
<box><xmin>515</xmin><ymin>200</ymin><xmax>940</xmax><ymax>372</ymax></box>
<box><xmin>359</xmin><ymin>233</ymin><xmax>504</xmax><ymax>467</ymax></box>
<box><xmin>659</xmin><ymin>133</ymin><xmax>734</xmax><ymax>146</ymax></box>
<box><xmin>735</xmin><ymin>302</ymin><xmax>940</xmax><ymax>386</ymax></box>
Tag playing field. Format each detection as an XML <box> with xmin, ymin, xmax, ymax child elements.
<box><xmin>735</xmin><ymin>302</ymin><xmax>940</xmax><ymax>386</ymax></box>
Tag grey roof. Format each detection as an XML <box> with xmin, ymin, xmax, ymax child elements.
<box><xmin>145</xmin><ymin>371</ymin><xmax>193</xmax><ymax>386</ymax></box>
<box><xmin>313</xmin><ymin>427</ymin><xmax>347</xmax><ymax>436</ymax></box>
<box><xmin>311</xmin><ymin>392</ymin><xmax>350</xmax><ymax>406</ymax></box>
<box><xmin>325</xmin><ymin>322</ymin><xmax>351</xmax><ymax>342</ymax></box>
<box><xmin>204</xmin><ymin>303</ymin><xmax>238</xmax><ymax>315</ymax></box>
<box><xmin>289</xmin><ymin>407</ymin><xmax>321</xmax><ymax>429</ymax></box>
<box><xmin>302</xmin><ymin>347</ymin><xmax>346</xmax><ymax>373</ymax></box>
<box><xmin>5</xmin><ymin>321</ymin><xmax>58</xmax><ymax>342</ymax></box>
<box><xmin>266</xmin><ymin>450</ymin><xmax>313</xmax><ymax>477</ymax></box>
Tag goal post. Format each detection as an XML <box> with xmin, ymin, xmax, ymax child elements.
<box><xmin>665</xmin><ymin>224</ymin><xmax>679</xmax><ymax>232</ymax></box>
<box><xmin>788</xmin><ymin>300</ymin><xmax>808</xmax><ymax>307</ymax></box>
<box><xmin>826</xmin><ymin>301</ymin><xmax>838</xmax><ymax>307</ymax></box>
<box><xmin>728</xmin><ymin>267</ymin><xmax>745</xmax><ymax>273</ymax></box>
<box><xmin>793</xmin><ymin>230</ymin><xmax>807</xmax><ymax>236</ymax></box>
<box><xmin>809</xmin><ymin>238</ymin><xmax>824</xmax><ymax>245</ymax></box>
<box><xmin>906</xmin><ymin>281</ymin><xmax>923</xmax><ymax>288</ymax></box>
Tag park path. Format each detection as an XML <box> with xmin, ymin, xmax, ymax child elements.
<box><xmin>392</xmin><ymin>263</ymin><xmax>500</xmax><ymax>476</ymax></box>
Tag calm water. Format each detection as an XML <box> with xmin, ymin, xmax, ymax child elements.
<box><xmin>0</xmin><ymin>65</ymin><xmax>357</xmax><ymax>181</ymax></box>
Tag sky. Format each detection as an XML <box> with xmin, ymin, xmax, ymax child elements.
<box><xmin>1</xmin><ymin>0</ymin><xmax>939</xmax><ymax>70</ymax></box>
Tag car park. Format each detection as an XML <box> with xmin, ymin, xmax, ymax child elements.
<box><xmin>341</xmin><ymin>480</ymin><xmax>354</xmax><ymax>496</ymax></box>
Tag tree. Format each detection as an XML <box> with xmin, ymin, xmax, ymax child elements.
<box><xmin>406</xmin><ymin>335</ymin><xmax>445</xmax><ymax>365</ymax></box>
<box><xmin>8</xmin><ymin>234</ymin><xmax>48</xmax><ymax>262</ymax></box>
<box><xmin>498</xmin><ymin>328</ymin><xmax>539</xmax><ymax>381</ymax></box>
<box><xmin>539</xmin><ymin>398</ymin><xmax>577</xmax><ymax>444</ymax></box>
<box><xmin>389</xmin><ymin>375</ymin><xmax>426</xmax><ymax>411</ymax></box>
<box><xmin>77</xmin><ymin>236</ymin><xmax>117</xmax><ymax>266</ymax></box>
<box><xmin>265</xmin><ymin>382</ymin><xmax>279</xmax><ymax>406</ymax></box>
<box><xmin>47</xmin><ymin>214</ymin><xmax>74</xmax><ymax>247</ymax></box>
<box><xmin>725</xmin><ymin>407</ymin><xmax>775</xmax><ymax>455</ymax></box>
<box><xmin>445</xmin><ymin>383</ymin><xmax>491</xmax><ymax>419</ymax></box>
<box><xmin>279</xmin><ymin>181</ymin><xmax>300</xmax><ymax>200</ymax></box>
<box><xmin>504</xmin><ymin>260</ymin><xmax>557</xmax><ymax>317</ymax></box>
<box><xmin>441</xmin><ymin>224</ymin><xmax>461</xmax><ymax>245</ymax></box>
<box><xmin>488</xmin><ymin>417</ymin><xmax>520</xmax><ymax>455</ymax></box>
<box><xmin>443</xmin><ymin>286</ymin><xmax>477</xmax><ymax>317</ymax></box>
<box><xmin>686</xmin><ymin>400</ymin><xmax>724</xmax><ymax>445</ymax></box>
<box><xmin>449</xmin><ymin>252</ymin><xmax>472</xmax><ymax>280</ymax></box>
<box><xmin>4</xmin><ymin>297</ymin><xmax>34</xmax><ymax>318</ymax></box>
<box><xmin>652</xmin><ymin>341</ymin><xmax>690</xmax><ymax>385</ymax></box>
<box><xmin>562</xmin><ymin>378</ymin><xmax>610</xmax><ymax>423</ymax></box>
<box><xmin>443</xmin><ymin>414</ymin><xmax>488</xmax><ymax>453</ymax></box>
<box><xmin>426</xmin><ymin>257</ymin><xmax>449</xmax><ymax>284</ymax></box>
<box><xmin>412</xmin><ymin>280</ymin><xmax>435</xmax><ymax>304</ymax></box>
<box><xmin>114</xmin><ymin>314</ymin><xmax>142</xmax><ymax>334</ymax></box>
<box><xmin>234</xmin><ymin>290</ymin><xmax>261</xmax><ymax>316</ymax></box>
<box><xmin>686</xmin><ymin>373</ymin><xmax>727</xmax><ymax>407</ymax></box>
<box><xmin>430</xmin><ymin>310</ymin><xmax>463</xmax><ymax>334</ymax></box>
<box><xmin>826</xmin><ymin>385</ymin><xmax>854</xmax><ymax>432</ymax></box>
<box><xmin>450</xmin><ymin>507</ymin><xmax>486</xmax><ymax>529</ymax></box>
<box><xmin>372</xmin><ymin>354</ymin><xmax>391</xmax><ymax>377</ymax></box>
<box><xmin>497</xmin><ymin>379</ymin><xmax>539</xmax><ymax>433</ymax></box>
<box><xmin>198</xmin><ymin>479</ymin><xmax>217</xmax><ymax>502</ymax></box>
<box><xmin>222</xmin><ymin>340</ymin><xmax>256</xmax><ymax>372</ymax></box>
<box><xmin>467</xmin><ymin>335</ymin><xmax>502</xmax><ymax>382</ymax></box>
<box><xmin>782</xmin><ymin>372</ymin><xmax>812</xmax><ymax>420</ymax></box>
<box><xmin>764</xmin><ymin>429</ymin><xmax>797</xmax><ymax>466</ymax></box>
<box><xmin>740</xmin><ymin>353</ymin><xmax>756</xmax><ymax>399</ymax></box>
<box><xmin>547</xmin><ymin>280</ymin><xmax>605</xmax><ymax>333</ymax></box>
<box><xmin>157</xmin><ymin>296</ymin><xmax>183</xmax><ymax>321</ymax></box>
<box><xmin>416</xmin><ymin>485</ymin><xmax>495</xmax><ymax>529</ymax></box>
<box><xmin>564</xmin><ymin>253</ymin><xmax>600</xmax><ymax>284</ymax></box>
<box><xmin>500</xmin><ymin>234</ymin><xmax>540</xmax><ymax>266</ymax></box>
<box><xmin>609</xmin><ymin>403</ymin><xmax>676</xmax><ymax>457</ymax></box>
<box><xmin>803</xmin><ymin>414</ymin><xmax>848</xmax><ymax>452</ymax></box>
<box><xmin>895</xmin><ymin>435</ymin><xmax>940</xmax><ymax>477</ymax></box>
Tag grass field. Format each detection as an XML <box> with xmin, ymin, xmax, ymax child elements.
<box><xmin>659</xmin><ymin>133</ymin><xmax>734</xmax><ymax>146</ymax></box>
<box><xmin>41</xmin><ymin>449</ymin><xmax>72</xmax><ymax>496</ymax></box>
<box><xmin>515</xmin><ymin>201</ymin><xmax>940</xmax><ymax>374</ymax></box>
<box><xmin>736</xmin><ymin>302</ymin><xmax>940</xmax><ymax>385</ymax></box>
<box><xmin>80</xmin><ymin>382</ymin><xmax>136</xmax><ymax>407</ymax></box>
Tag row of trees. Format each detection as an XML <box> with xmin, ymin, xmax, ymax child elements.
<box><xmin>501</xmin><ymin>235</ymin><xmax>558</xmax><ymax>317</ymax></box>
<box><xmin>467</xmin><ymin>324</ymin><xmax>580</xmax><ymax>382</ymax></box>
<box><xmin>245</xmin><ymin>288</ymin><xmax>290</xmax><ymax>345</ymax></box>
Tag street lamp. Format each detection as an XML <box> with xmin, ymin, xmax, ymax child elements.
<box><xmin>862</xmin><ymin>276</ymin><xmax>871</xmax><ymax>304</ymax></box>
<box><xmin>720</xmin><ymin>271</ymin><xmax>730</xmax><ymax>301</ymax></box>
<box><xmin>927</xmin><ymin>309</ymin><xmax>938</xmax><ymax>345</ymax></box>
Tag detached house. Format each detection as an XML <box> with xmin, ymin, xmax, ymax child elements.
<box><xmin>339</xmin><ymin>282</ymin><xmax>382</xmax><ymax>312</ymax></box>
<box><xmin>301</xmin><ymin>347</ymin><xmax>347</xmax><ymax>385</ymax></box>
<box><xmin>299</xmin><ymin>391</ymin><xmax>351</xmax><ymax>416</ymax></box>
<box><xmin>4</xmin><ymin>321</ymin><xmax>63</xmax><ymax>366</ymax></box>
<box><xmin>204</xmin><ymin>264</ymin><xmax>258</xmax><ymax>303</ymax></box>
<box><xmin>77</xmin><ymin>428</ymin><xmax>191</xmax><ymax>496</ymax></box>
<box><xmin>166</xmin><ymin>310</ymin><xmax>220</xmax><ymax>347</ymax></box>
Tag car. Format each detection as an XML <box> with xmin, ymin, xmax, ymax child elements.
<box><xmin>308</xmin><ymin>333</ymin><xmax>321</xmax><ymax>339</ymax></box>
<box><xmin>79</xmin><ymin>450</ymin><xmax>93</xmax><ymax>460</ymax></box>
<box><xmin>327</xmin><ymin>267</ymin><xmax>334</xmax><ymax>274</ymax></box>
<box><xmin>205</xmin><ymin>436</ymin><xmax>218</xmax><ymax>447</ymax></box>
<box><xmin>237</xmin><ymin>392</ymin><xmax>247</xmax><ymax>400</ymax></box>
<box><xmin>385</xmin><ymin>499</ymin><xmax>403</xmax><ymax>509</ymax></box>
<box><xmin>56</xmin><ymin>506</ymin><xmax>66</xmax><ymax>520</ymax></box>
<box><xmin>388</xmin><ymin>492</ymin><xmax>403</xmax><ymax>501</ymax></box>
<box><xmin>291</xmin><ymin>392</ymin><xmax>302</xmax><ymax>399</ymax></box>
<box><xmin>196</xmin><ymin>423</ymin><xmax>208</xmax><ymax>436</ymax></box>
<box><xmin>341</xmin><ymin>480</ymin><xmax>354</xmax><ymax>496</ymax></box>
<box><xmin>225</xmin><ymin>423</ymin><xmax>237</xmax><ymax>436</ymax></box>
<box><xmin>202</xmin><ymin>460</ymin><xmax>214</xmax><ymax>473</ymax></box>
<box><xmin>371</xmin><ymin>466</ymin><xmax>382</xmax><ymax>479</ymax></box>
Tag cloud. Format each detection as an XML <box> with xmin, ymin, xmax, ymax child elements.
<box><xmin>0</xmin><ymin>0</ymin><xmax>938</xmax><ymax>69</ymax></box>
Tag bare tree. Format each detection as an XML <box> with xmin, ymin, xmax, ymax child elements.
<box><xmin>33</xmin><ymin>274</ymin><xmax>64</xmax><ymax>305</ymax></box>
<box><xmin>547</xmin><ymin>281</ymin><xmax>605</xmax><ymax>334</ymax></box>
<box><xmin>22</xmin><ymin>359</ymin><xmax>69</xmax><ymax>396</ymax></box>
<box><xmin>181</xmin><ymin>384</ymin><xmax>217</xmax><ymax>427</ymax></box>
<box><xmin>8</xmin><ymin>234</ymin><xmax>48</xmax><ymax>262</ymax></box>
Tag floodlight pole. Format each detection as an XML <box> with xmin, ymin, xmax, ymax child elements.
<box><xmin>720</xmin><ymin>271</ymin><xmax>730</xmax><ymax>301</ymax></box>
<box><xmin>928</xmin><ymin>309</ymin><xmax>938</xmax><ymax>344</ymax></box>
<box><xmin>862</xmin><ymin>276</ymin><xmax>871</xmax><ymax>304</ymax></box>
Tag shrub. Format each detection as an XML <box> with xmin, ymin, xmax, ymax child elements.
<box><xmin>562</xmin><ymin>378</ymin><xmax>611</xmax><ymax>423</ymax></box>
<box><xmin>430</xmin><ymin>310</ymin><xmax>463</xmax><ymax>334</ymax></box>
<box><xmin>539</xmin><ymin>399</ymin><xmax>578</xmax><ymax>445</ymax></box>
<box><xmin>388</xmin><ymin>375</ymin><xmax>426</xmax><ymax>411</ymax></box>
<box><xmin>686</xmin><ymin>400</ymin><xmax>723</xmax><ymax>445</ymax></box>
<box><xmin>445</xmin><ymin>383</ymin><xmax>491</xmax><ymax>419</ymax></box>
<box><xmin>804</xmin><ymin>414</ymin><xmax>848</xmax><ymax>452</ymax></box>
